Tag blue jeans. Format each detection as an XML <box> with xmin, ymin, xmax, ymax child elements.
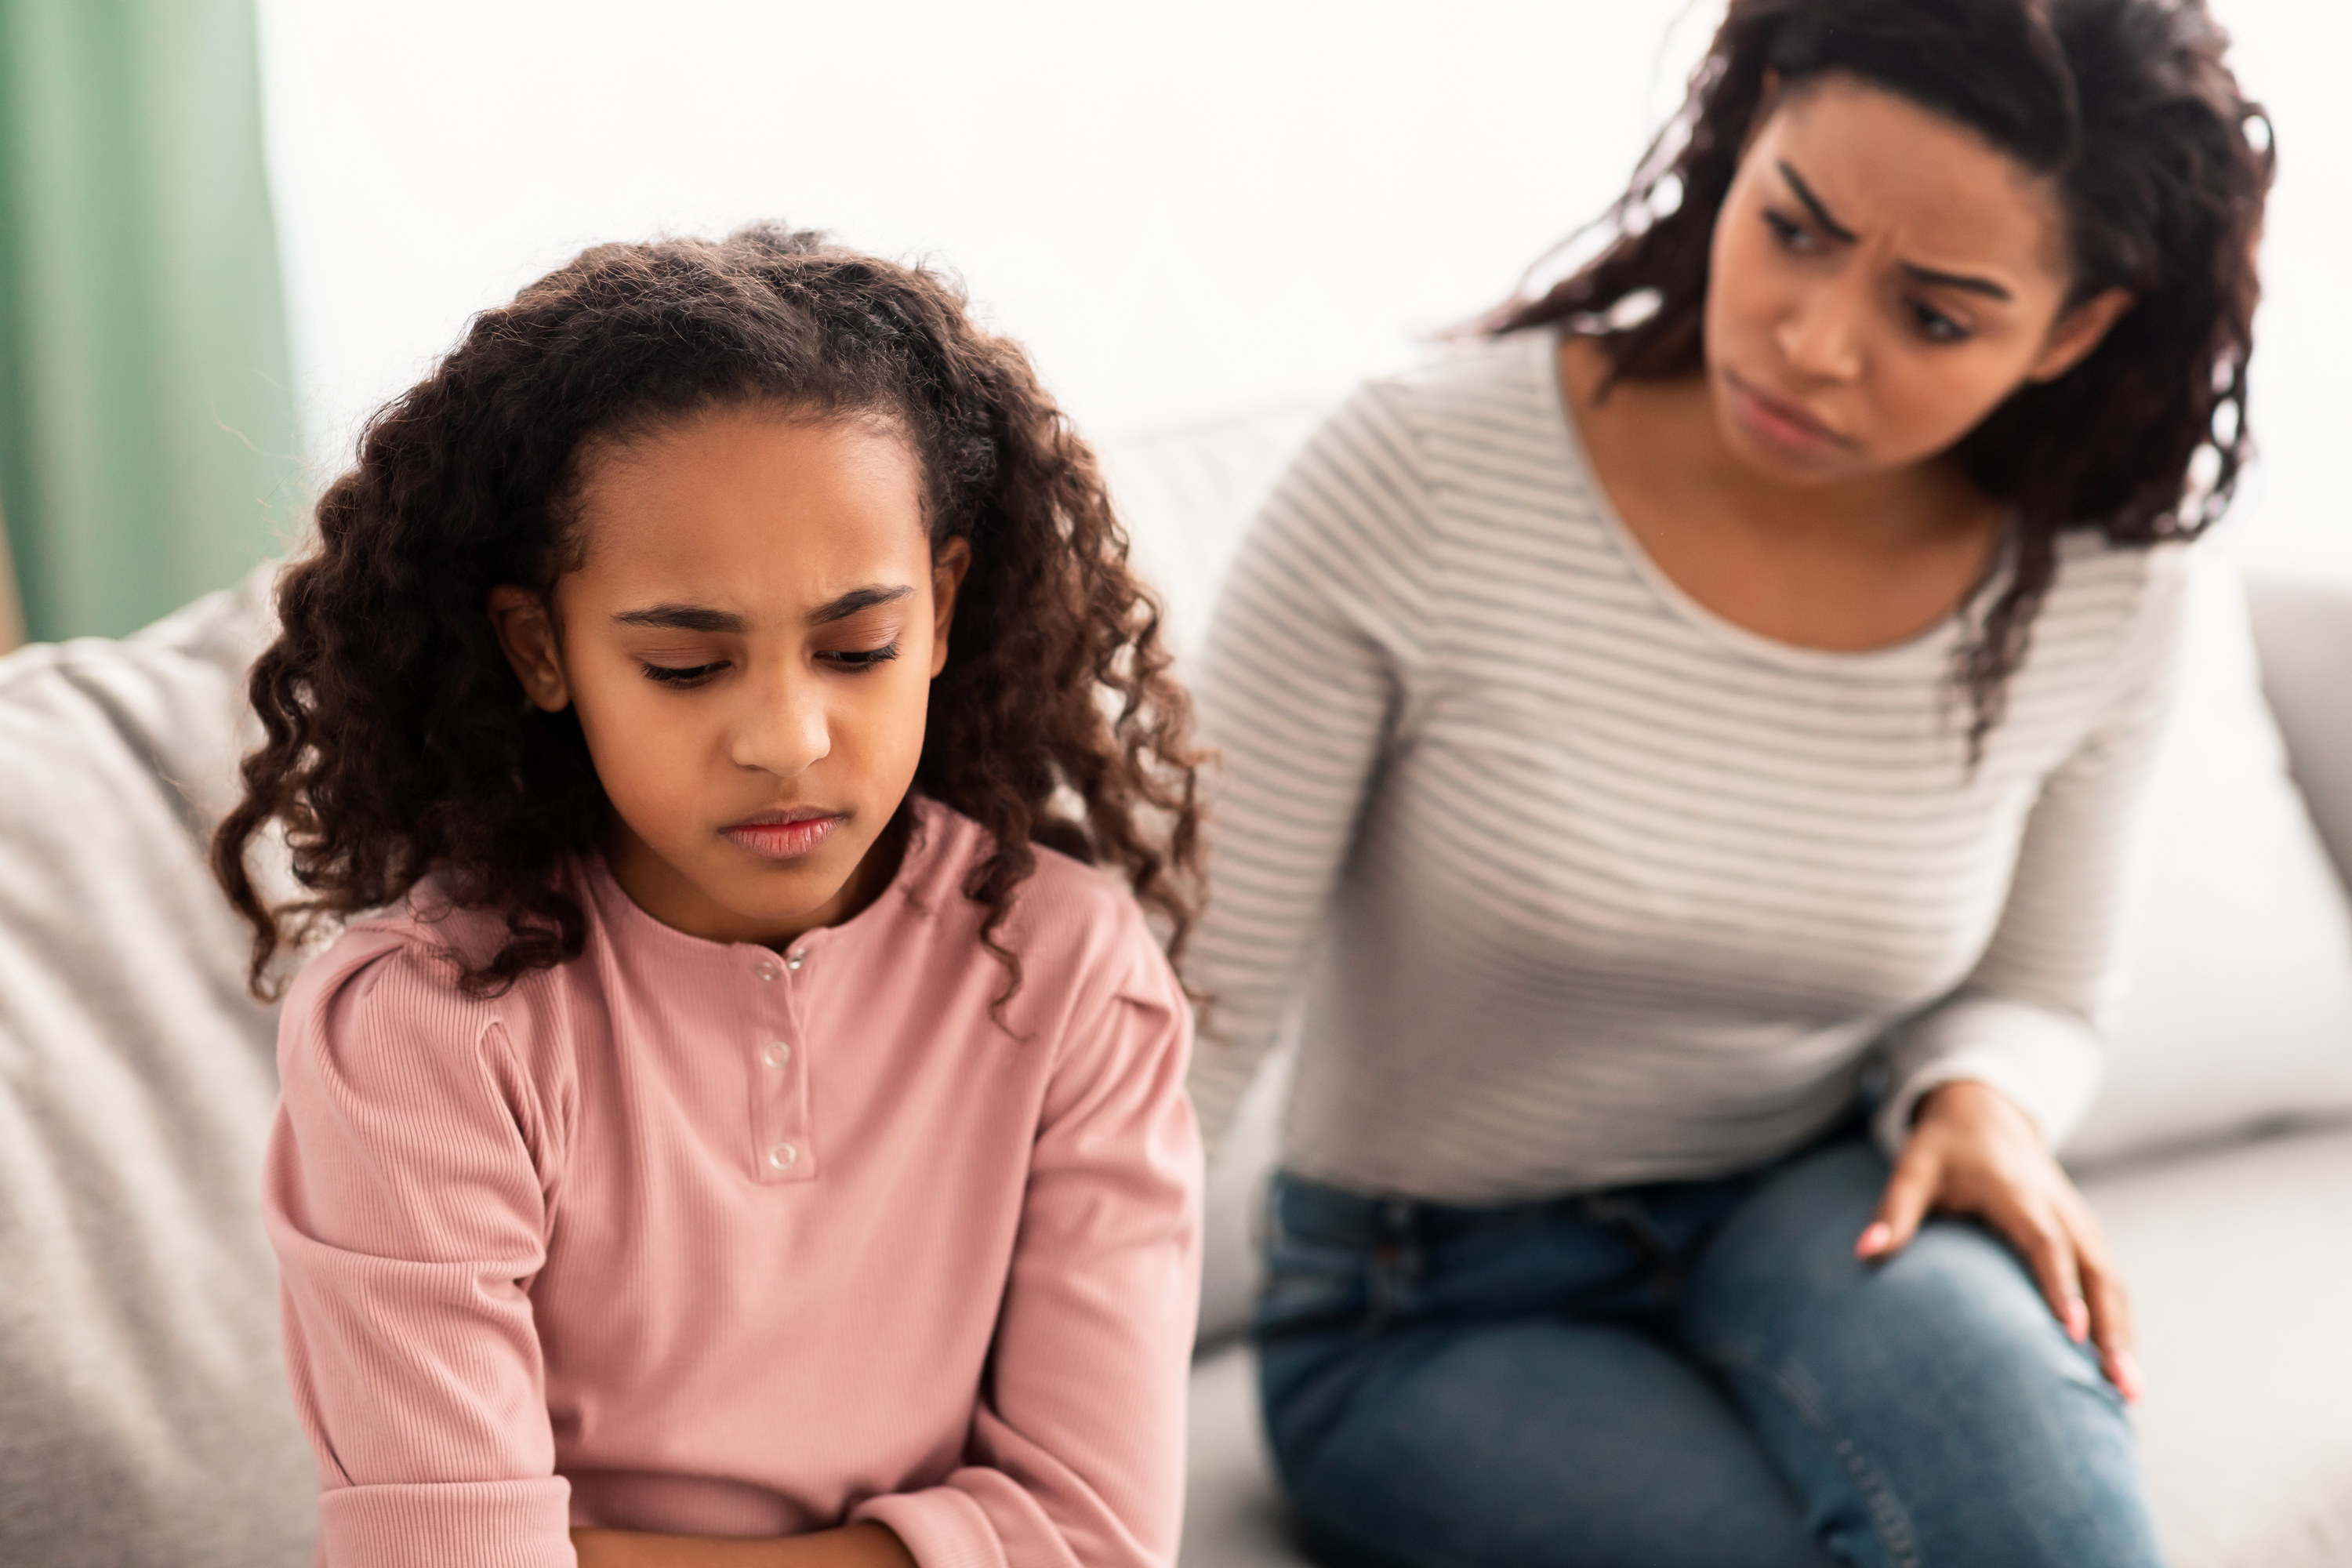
<box><xmin>1254</xmin><ymin>1135</ymin><xmax>2161</xmax><ymax>1568</ymax></box>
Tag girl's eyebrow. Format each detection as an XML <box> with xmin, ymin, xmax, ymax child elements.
<box><xmin>610</xmin><ymin>586</ymin><xmax>910</xmax><ymax>634</ymax></box>
<box><xmin>808</xmin><ymin>585</ymin><xmax>913</xmax><ymax>626</ymax></box>
<box><xmin>614</xmin><ymin>604</ymin><xmax>745</xmax><ymax>633</ymax></box>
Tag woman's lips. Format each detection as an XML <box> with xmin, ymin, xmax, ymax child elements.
<box><xmin>724</xmin><ymin>811</ymin><xmax>845</xmax><ymax>860</ymax></box>
<box><xmin>1723</xmin><ymin>370</ymin><xmax>1850</xmax><ymax>454</ymax></box>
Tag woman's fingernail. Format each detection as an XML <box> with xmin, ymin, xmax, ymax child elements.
<box><xmin>2065</xmin><ymin>1298</ymin><xmax>2089</xmax><ymax>1343</ymax></box>
<box><xmin>2111</xmin><ymin>1349</ymin><xmax>2145</xmax><ymax>1403</ymax></box>
<box><xmin>1855</xmin><ymin>1223</ymin><xmax>1892</xmax><ymax>1258</ymax></box>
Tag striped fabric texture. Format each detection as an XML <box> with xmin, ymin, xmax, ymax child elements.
<box><xmin>1185</xmin><ymin>329</ymin><xmax>2188</xmax><ymax>1203</ymax></box>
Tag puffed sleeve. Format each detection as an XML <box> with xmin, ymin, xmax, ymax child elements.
<box><xmin>1874</xmin><ymin>545</ymin><xmax>2194</xmax><ymax>1152</ymax></box>
<box><xmin>265</xmin><ymin>930</ymin><xmax>574</xmax><ymax>1567</ymax></box>
<box><xmin>852</xmin><ymin>934</ymin><xmax>1201</xmax><ymax>1568</ymax></box>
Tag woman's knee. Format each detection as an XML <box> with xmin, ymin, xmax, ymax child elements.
<box><xmin>1686</xmin><ymin>1152</ymin><xmax>2161</xmax><ymax>1567</ymax></box>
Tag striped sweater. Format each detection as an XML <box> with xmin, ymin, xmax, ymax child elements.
<box><xmin>1185</xmin><ymin>328</ymin><xmax>2187</xmax><ymax>1203</ymax></box>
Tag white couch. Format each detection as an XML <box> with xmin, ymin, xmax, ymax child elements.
<box><xmin>2</xmin><ymin>406</ymin><xmax>2348</xmax><ymax>1568</ymax></box>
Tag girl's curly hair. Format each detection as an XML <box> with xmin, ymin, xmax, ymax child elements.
<box><xmin>214</xmin><ymin>224</ymin><xmax>1203</xmax><ymax>1000</ymax></box>
<box><xmin>1489</xmin><ymin>0</ymin><xmax>2273</xmax><ymax>756</ymax></box>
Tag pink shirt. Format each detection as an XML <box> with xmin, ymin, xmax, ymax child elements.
<box><xmin>265</xmin><ymin>799</ymin><xmax>1201</xmax><ymax>1568</ymax></box>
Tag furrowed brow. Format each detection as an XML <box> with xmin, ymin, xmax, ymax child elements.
<box><xmin>808</xmin><ymin>585</ymin><xmax>913</xmax><ymax>626</ymax></box>
<box><xmin>1776</xmin><ymin>161</ymin><xmax>1857</xmax><ymax>244</ymax></box>
<box><xmin>613</xmin><ymin>604</ymin><xmax>746</xmax><ymax>633</ymax></box>
<box><xmin>1899</xmin><ymin>262</ymin><xmax>2013</xmax><ymax>302</ymax></box>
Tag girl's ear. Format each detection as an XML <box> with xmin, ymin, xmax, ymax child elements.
<box><xmin>927</xmin><ymin>537</ymin><xmax>973</xmax><ymax>679</ymax></box>
<box><xmin>486</xmin><ymin>585</ymin><xmax>572</xmax><ymax>712</ymax></box>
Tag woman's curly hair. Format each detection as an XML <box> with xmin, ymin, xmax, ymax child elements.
<box><xmin>1489</xmin><ymin>0</ymin><xmax>2273</xmax><ymax>755</ymax></box>
<box><xmin>214</xmin><ymin>224</ymin><xmax>1204</xmax><ymax>1000</ymax></box>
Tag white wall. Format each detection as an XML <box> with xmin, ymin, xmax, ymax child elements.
<box><xmin>260</xmin><ymin>0</ymin><xmax>2345</xmax><ymax>558</ymax></box>
<box><xmin>256</xmin><ymin>1</ymin><xmax>1720</xmax><ymax>452</ymax></box>
<box><xmin>2198</xmin><ymin>0</ymin><xmax>2352</xmax><ymax>562</ymax></box>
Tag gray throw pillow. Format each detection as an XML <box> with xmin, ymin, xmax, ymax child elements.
<box><xmin>0</xmin><ymin>566</ymin><xmax>314</xmax><ymax>1568</ymax></box>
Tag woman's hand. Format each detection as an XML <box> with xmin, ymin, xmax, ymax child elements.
<box><xmin>1857</xmin><ymin>1080</ymin><xmax>2144</xmax><ymax>1403</ymax></box>
<box><xmin>570</xmin><ymin>1522</ymin><xmax>916</xmax><ymax>1568</ymax></box>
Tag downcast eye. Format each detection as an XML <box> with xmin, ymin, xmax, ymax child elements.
<box><xmin>1763</xmin><ymin>210</ymin><xmax>1817</xmax><ymax>252</ymax></box>
<box><xmin>641</xmin><ymin>662</ymin><xmax>726</xmax><ymax>686</ymax></box>
<box><xmin>819</xmin><ymin>644</ymin><xmax>902</xmax><ymax>671</ymax></box>
<box><xmin>1911</xmin><ymin>301</ymin><xmax>1969</xmax><ymax>343</ymax></box>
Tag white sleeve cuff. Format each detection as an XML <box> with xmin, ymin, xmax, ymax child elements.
<box><xmin>1874</xmin><ymin>996</ymin><xmax>2104</xmax><ymax>1156</ymax></box>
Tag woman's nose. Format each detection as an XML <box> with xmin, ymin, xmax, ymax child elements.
<box><xmin>1775</xmin><ymin>278</ymin><xmax>1867</xmax><ymax>383</ymax></box>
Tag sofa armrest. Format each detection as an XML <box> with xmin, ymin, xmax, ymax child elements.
<box><xmin>2245</xmin><ymin>561</ymin><xmax>2352</xmax><ymax>897</ymax></box>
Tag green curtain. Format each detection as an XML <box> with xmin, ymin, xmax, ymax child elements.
<box><xmin>0</xmin><ymin>0</ymin><xmax>300</xmax><ymax>643</ymax></box>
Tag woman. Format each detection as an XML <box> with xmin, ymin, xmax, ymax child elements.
<box><xmin>1185</xmin><ymin>2</ymin><xmax>2270</xmax><ymax>1564</ymax></box>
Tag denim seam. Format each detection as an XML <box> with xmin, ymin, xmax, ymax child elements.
<box><xmin>1708</xmin><ymin>1341</ymin><xmax>1926</xmax><ymax>1568</ymax></box>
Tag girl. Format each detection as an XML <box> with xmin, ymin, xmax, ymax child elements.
<box><xmin>1186</xmin><ymin>1</ymin><xmax>2269</xmax><ymax>1564</ymax></box>
<box><xmin>214</xmin><ymin>227</ymin><xmax>1205</xmax><ymax>1568</ymax></box>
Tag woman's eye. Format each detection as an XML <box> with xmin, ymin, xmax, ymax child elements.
<box><xmin>1763</xmin><ymin>210</ymin><xmax>1817</xmax><ymax>252</ymax></box>
<box><xmin>1909</xmin><ymin>300</ymin><xmax>1971</xmax><ymax>343</ymax></box>
<box><xmin>641</xmin><ymin>661</ymin><xmax>727</xmax><ymax>687</ymax></box>
<box><xmin>818</xmin><ymin>642</ymin><xmax>901</xmax><ymax>673</ymax></box>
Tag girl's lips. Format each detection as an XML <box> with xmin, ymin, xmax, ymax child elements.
<box><xmin>1724</xmin><ymin>371</ymin><xmax>1850</xmax><ymax>455</ymax></box>
<box><xmin>724</xmin><ymin>813</ymin><xmax>845</xmax><ymax>861</ymax></box>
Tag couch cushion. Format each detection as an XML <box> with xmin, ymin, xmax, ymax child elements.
<box><xmin>2063</xmin><ymin>551</ymin><xmax>2352</xmax><ymax>1166</ymax></box>
<box><xmin>2245</xmin><ymin>560</ymin><xmax>2352</xmax><ymax>897</ymax></box>
<box><xmin>1184</xmin><ymin>1340</ymin><xmax>1301</xmax><ymax>1568</ymax></box>
<box><xmin>1182</xmin><ymin>1123</ymin><xmax>2352</xmax><ymax>1568</ymax></box>
<box><xmin>2089</xmin><ymin>1125</ymin><xmax>2352</xmax><ymax>1566</ymax></box>
<box><xmin>0</xmin><ymin>568</ymin><xmax>314</xmax><ymax>1567</ymax></box>
<box><xmin>1099</xmin><ymin>410</ymin><xmax>1322</xmax><ymax>1348</ymax></box>
<box><xmin>1098</xmin><ymin>401</ymin><xmax>1330</xmax><ymax>662</ymax></box>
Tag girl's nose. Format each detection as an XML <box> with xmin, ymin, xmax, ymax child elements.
<box><xmin>731</xmin><ymin>671</ymin><xmax>831</xmax><ymax>779</ymax></box>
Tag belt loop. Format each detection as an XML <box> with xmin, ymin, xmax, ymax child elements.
<box><xmin>1367</xmin><ymin>1196</ymin><xmax>1424</xmax><ymax>1330</ymax></box>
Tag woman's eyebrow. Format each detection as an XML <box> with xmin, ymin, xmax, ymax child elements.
<box><xmin>1776</xmin><ymin>158</ymin><xmax>2013</xmax><ymax>301</ymax></box>
<box><xmin>808</xmin><ymin>585</ymin><xmax>913</xmax><ymax>626</ymax></box>
<box><xmin>1898</xmin><ymin>262</ymin><xmax>2013</xmax><ymax>301</ymax></box>
<box><xmin>1777</xmin><ymin>161</ymin><xmax>1857</xmax><ymax>243</ymax></box>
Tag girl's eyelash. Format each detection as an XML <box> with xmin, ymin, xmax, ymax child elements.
<box><xmin>638</xmin><ymin>643</ymin><xmax>901</xmax><ymax>686</ymax></box>
<box><xmin>821</xmin><ymin>642</ymin><xmax>901</xmax><ymax>671</ymax></box>
<box><xmin>641</xmin><ymin>661</ymin><xmax>727</xmax><ymax>686</ymax></box>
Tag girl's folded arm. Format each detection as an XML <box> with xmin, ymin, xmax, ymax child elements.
<box><xmin>853</xmin><ymin>946</ymin><xmax>1203</xmax><ymax>1568</ymax></box>
<box><xmin>568</xmin><ymin>1522</ymin><xmax>913</xmax><ymax>1568</ymax></box>
<box><xmin>266</xmin><ymin>938</ymin><xmax>575</xmax><ymax>1568</ymax></box>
